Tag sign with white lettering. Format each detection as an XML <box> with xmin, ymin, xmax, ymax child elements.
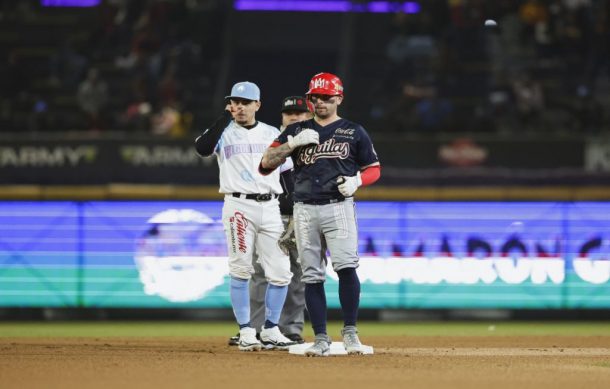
<box><xmin>1</xmin><ymin>201</ymin><xmax>609</xmax><ymax>309</ymax></box>
<box><xmin>0</xmin><ymin>137</ymin><xmax>600</xmax><ymax>185</ymax></box>
<box><xmin>0</xmin><ymin>140</ymin><xmax>216</xmax><ymax>184</ymax></box>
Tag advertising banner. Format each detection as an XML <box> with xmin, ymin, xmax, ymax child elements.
<box><xmin>0</xmin><ymin>138</ymin><xmax>586</xmax><ymax>184</ymax></box>
<box><xmin>0</xmin><ymin>140</ymin><xmax>217</xmax><ymax>184</ymax></box>
<box><xmin>1</xmin><ymin>201</ymin><xmax>608</xmax><ymax>309</ymax></box>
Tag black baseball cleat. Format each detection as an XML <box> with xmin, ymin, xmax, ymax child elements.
<box><xmin>285</xmin><ymin>333</ymin><xmax>305</xmax><ymax>344</ymax></box>
<box><xmin>228</xmin><ymin>333</ymin><xmax>239</xmax><ymax>346</ymax></box>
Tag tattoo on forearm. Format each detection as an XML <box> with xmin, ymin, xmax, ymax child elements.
<box><xmin>263</xmin><ymin>144</ymin><xmax>292</xmax><ymax>169</ymax></box>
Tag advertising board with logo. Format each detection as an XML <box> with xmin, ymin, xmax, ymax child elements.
<box><xmin>1</xmin><ymin>201</ymin><xmax>608</xmax><ymax>309</ymax></box>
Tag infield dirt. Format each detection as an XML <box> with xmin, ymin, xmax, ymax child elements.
<box><xmin>2</xmin><ymin>336</ymin><xmax>609</xmax><ymax>389</ymax></box>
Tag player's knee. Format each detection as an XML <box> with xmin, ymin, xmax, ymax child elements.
<box><xmin>228</xmin><ymin>264</ymin><xmax>253</xmax><ymax>281</ymax></box>
<box><xmin>266</xmin><ymin>269</ymin><xmax>293</xmax><ymax>286</ymax></box>
<box><xmin>337</xmin><ymin>267</ymin><xmax>359</xmax><ymax>284</ymax></box>
<box><xmin>230</xmin><ymin>276</ymin><xmax>249</xmax><ymax>288</ymax></box>
<box><xmin>332</xmin><ymin>261</ymin><xmax>359</xmax><ymax>273</ymax></box>
<box><xmin>301</xmin><ymin>272</ymin><xmax>326</xmax><ymax>284</ymax></box>
<box><xmin>268</xmin><ymin>279</ymin><xmax>290</xmax><ymax>287</ymax></box>
<box><xmin>229</xmin><ymin>271</ymin><xmax>251</xmax><ymax>280</ymax></box>
<box><xmin>337</xmin><ymin>267</ymin><xmax>357</xmax><ymax>276</ymax></box>
<box><xmin>266</xmin><ymin>272</ymin><xmax>292</xmax><ymax>286</ymax></box>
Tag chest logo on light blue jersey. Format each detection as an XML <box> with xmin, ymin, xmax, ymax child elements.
<box><xmin>224</xmin><ymin>144</ymin><xmax>267</xmax><ymax>159</ymax></box>
<box><xmin>297</xmin><ymin>138</ymin><xmax>350</xmax><ymax>165</ymax></box>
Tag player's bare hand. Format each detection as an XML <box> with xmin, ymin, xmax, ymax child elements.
<box><xmin>337</xmin><ymin>172</ymin><xmax>362</xmax><ymax>197</ymax></box>
<box><xmin>225</xmin><ymin>103</ymin><xmax>235</xmax><ymax>115</ymax></box>
<box><xmin>287</xmin><ymin>129</ymin><xmax>319</xmax><ymax>150</ymax></box>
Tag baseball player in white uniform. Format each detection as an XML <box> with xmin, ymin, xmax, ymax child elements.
<box><xmin>195</xmin><ymin>81</ymin><xmax>297</xmax><ymax>351</ymax></box>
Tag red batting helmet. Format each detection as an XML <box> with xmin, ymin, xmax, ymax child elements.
<box><xmin>305</xmin><ymin>72</ymin><xmax>344</xmax><ymax>97</ymax></box>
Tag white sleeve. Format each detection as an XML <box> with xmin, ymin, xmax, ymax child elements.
<box><xmin>279</xmin><ymin>157</ymin><xmax>293</xmax><ymax>173</ymax></box>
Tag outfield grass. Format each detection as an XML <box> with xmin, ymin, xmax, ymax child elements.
<box><xmin>0</xmin><ymin>321</ymin><xmax>608</xmax><ymax>338</ymax></box>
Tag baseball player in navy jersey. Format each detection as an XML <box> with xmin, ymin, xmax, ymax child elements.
<box><xmin>260</xmin><ymin>73</ymin><xmax>381</xmax><ymax>356</ymax></box>
<box><xmin>195</xmin><ymin>81</ymin><xmax>297</xmax><ymax>352</ymax></box>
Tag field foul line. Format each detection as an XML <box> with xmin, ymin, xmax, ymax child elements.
<box><xmin>378</xmin><ymin>348</ymin><xmax>610</xmax><ymax>356</ymax></box>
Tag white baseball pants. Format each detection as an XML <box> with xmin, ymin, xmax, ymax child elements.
<box><xmin>222</xmin><ymin>195</ymin><xmax>292</xmax><ymax>286</ymax></box>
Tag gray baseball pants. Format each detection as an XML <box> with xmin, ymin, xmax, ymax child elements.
<box><xmin>294</xmin><ymin>198</ymin><xmax>359</xmax><ymax>283</ymax></box>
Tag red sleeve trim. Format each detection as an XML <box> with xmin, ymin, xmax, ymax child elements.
<box><xmin>360</xmin><ymin>165</ymin><xmax>381</xmax><ymax>186</ymax></box>
<box><xmin>258</xmin><ymin>140</ymin><xmax>284</xmax><ymax>175</ymax></box>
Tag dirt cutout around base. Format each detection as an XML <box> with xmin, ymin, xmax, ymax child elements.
<box><xmin>1</xmin><ymin>336</ymin><xmax>609</xmax><ymax>389</ymax></box>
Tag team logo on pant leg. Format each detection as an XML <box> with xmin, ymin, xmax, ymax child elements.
<box><xmin>229</xmin><ymin>211</ymin><xmax>248</xmax><ymax>253</ymax></box>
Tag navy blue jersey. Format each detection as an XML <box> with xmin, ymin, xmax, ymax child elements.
<box><xmin>276</xmin><ymin>118</ymin><xmax>379</xmax><ymax>202</ymax></box>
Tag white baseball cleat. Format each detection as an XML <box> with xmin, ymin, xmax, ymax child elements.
<box><xmin>260</xmin><ymin>326</ymin><xmax>298</xmax><ymax>350</ymax></box>
<box><xmin>238</xmin><ymin>327</ymin><xmax>262</xmax><ymax>351</ymax></box>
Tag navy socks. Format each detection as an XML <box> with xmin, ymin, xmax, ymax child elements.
<box><xmin>305</xmin><ymin>282</ymin><xmax>327</xmax><ymax>335</ymax></box>
<box><xmin>305</xmin><ymin>268</ymin><xmax>361</xmax><ymax>334</ymax></box>
<box><xmin>337</xmin><ymin>267</ymin><xmax>360</xmax><ymax>327</ymax></box>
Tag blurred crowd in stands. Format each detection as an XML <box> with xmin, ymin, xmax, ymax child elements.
<box><xmin>0</xmin><ymin>0</ymin><xmax>609</xmax><ymax>137</ymax></box>
<box><xmin>1</xmin><ymin>0</ymin><xmax>225</xmax><ymax>136</ymax></box>
<box><xmin>378</xmin><ymin>0</ymin><xmax>610</xmax><ymax>135</ymax></box>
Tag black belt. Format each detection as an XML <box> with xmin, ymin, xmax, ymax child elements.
<box><xmin>232</xmin><ymin>193</ymin><xmax>278</xmax><ymax>202</ymax></box>
<box><xmin>299</xmin><ymin>197</ymin><xmax>345</xmax><ymax>205</ymax></box>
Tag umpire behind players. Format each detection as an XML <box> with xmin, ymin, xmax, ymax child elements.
<box><xmin>259</xmin><ymin>73</ymin><xmax>381</xmax><ymax>356</ymax></box>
